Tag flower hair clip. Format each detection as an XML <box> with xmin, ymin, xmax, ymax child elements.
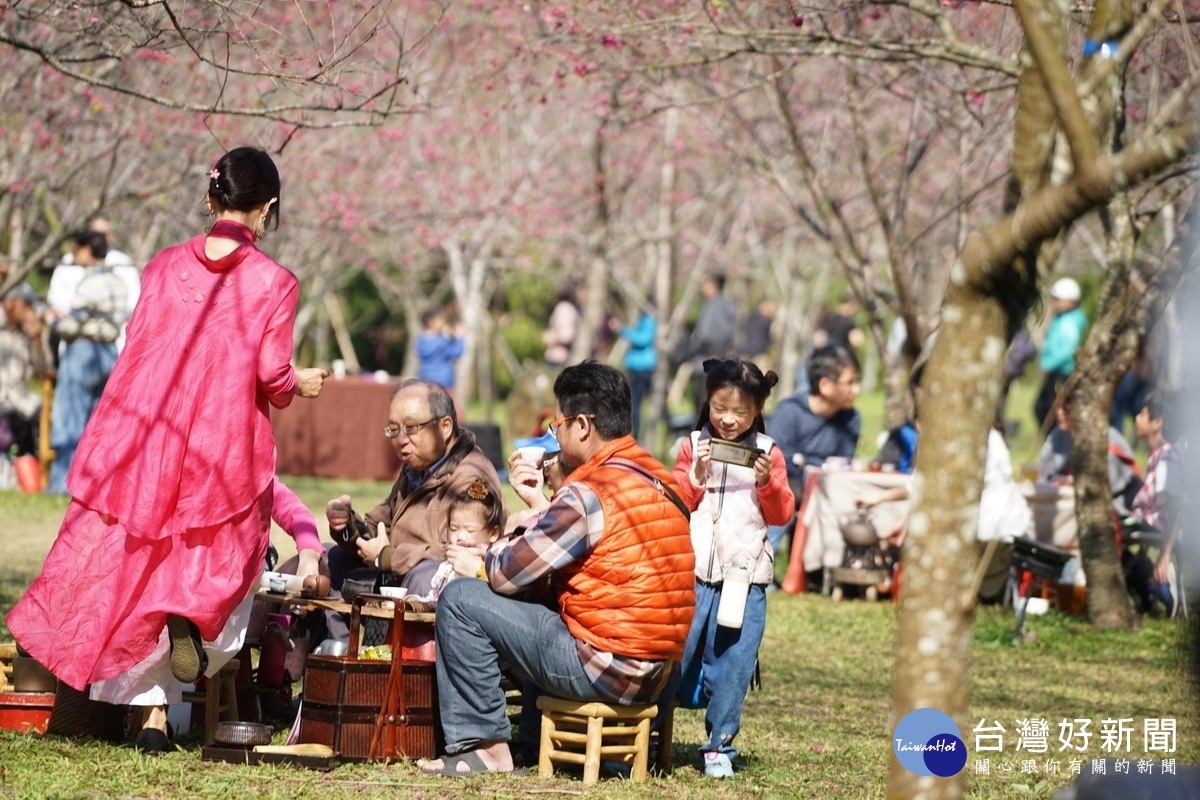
<box><xmin>209</xmin><ymin>168</ymin><xmax>220</xmax><ymax>181</ymax></box>
<box><xmin>466</xmin><ymin>480</ymin><xmax>489</xmax><ymax>501</ymax></box>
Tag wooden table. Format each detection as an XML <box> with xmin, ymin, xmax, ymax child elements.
<box><xmin>255</xmin><ymin>590</ymin><xmax>435</xmax><ymax>624</ymax></box>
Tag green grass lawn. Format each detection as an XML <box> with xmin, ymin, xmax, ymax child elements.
<box><xmin>1</xmin><ymin>477</ymin><xmax>1197</xmax><ymax>798</ymax></box>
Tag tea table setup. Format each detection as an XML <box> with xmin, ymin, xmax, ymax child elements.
<box><xmin>250</xmin><ymin>587</ymin><xmax>439</xmax><ymax>763</ymax></box>
<box><xmin>781</xmin><ymin>464</ymin><xmax>910</xmax><ymax>595</ymax></box>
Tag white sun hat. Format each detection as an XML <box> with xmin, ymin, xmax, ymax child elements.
<box><xmin>1049</xmin><ymin>278</ymin><xmax>1081</xmax><ymax>302</ymax></box>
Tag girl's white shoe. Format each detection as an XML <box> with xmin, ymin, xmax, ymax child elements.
<box><xmin>704</xmin><ymin>751</ymin><xmax>734</xmax><ymax>778</ymax></box>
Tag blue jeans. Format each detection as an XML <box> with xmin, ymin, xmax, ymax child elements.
<box><xmin>435</xmin><ymin>577</ymin><xmax>605</xmax><ymax>754</ymax></box>
<box><xmin>628</xmin><ymin>369</ymin><xmax>653</xmax><ymax>439</ymax></box>
<box><xmin>767</xmin><ymin>523</ymin><xmax>791</xmax><ymax>563</ymax></box>
<box><xmin>49</xmin><ymin>339</ymin><xmax>117</xmax><ymax>494</ymax></box>
<box><xmin>675</xmin><ymin>581</ymin><xmax>767</xmax><ymax>758</ymax></box>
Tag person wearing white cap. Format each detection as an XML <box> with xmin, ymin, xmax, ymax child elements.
<box><xmin>1034</xmin><ymin>277</ymin><xmax>1088</xmax><ymax>428</ymax></box>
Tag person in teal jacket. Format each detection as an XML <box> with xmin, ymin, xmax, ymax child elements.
<box><xmin>616</xmin><ymin>311</ymin><xmax>657</xmax><ymax>439</ymax></box>
<box><xmin>1034</xmin><ymin>278</ymin><xmax>1088</xmax><ymax>429</ymax></box>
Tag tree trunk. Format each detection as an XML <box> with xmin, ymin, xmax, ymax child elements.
<box><xmin>888</xmin><ymin>251</ymin><xmax>1016</xmax><ymax>799</ymax></box>
<box><xmin>572</xmin><ymin>116</ymin><xmax>613</xmax><ymax>366</ymax></box>
<box><xmin>886</xmin><ymin>128</ymin><xmax>1197</xmax><ymax>800</ymax></box>
<box><xmin>1066</xmin><ymin>0</ymin><xmax>1138</xmax><ymax>630</ymax></box>
<box><xmin>649</xmin><ymin>108</ymin><xmax>679</xmax><ymax>452</ymax></box>
<box><xmin>1067</xmin><ymin>212</ymin><xmax>1139</xmax><ymax>630</ymax></box>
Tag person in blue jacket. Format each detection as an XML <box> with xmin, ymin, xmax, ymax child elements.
<box><xmin>1033</xmin><ymin>278</ymin><xmax>1088</xmax><ymax>430</ymax></box>
<box><xmin>417</xmin><ymin>308</ymin><xmax>465</xmax><ymax>399</ymax></box>
<box><xmin>616</xmin><ymin>310</ymin><xmax>657</xmax><ymax>439</ymax></box>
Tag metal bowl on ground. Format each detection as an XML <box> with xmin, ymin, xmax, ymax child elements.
<box><xmin>213</xmin><ymin>720</ymin><xmax>274</xmax><ymax>748</ymax></box>
<box><xmin>311</xmin><ymin>639</ymin><xmax>349</xmax><ymax>657</ymax></box>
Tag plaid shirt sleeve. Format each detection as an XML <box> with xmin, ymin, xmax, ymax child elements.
<box><xmin>482</xmin><ymin>479</ymin><xmax>675</xmax><ymax>705</ymax></box>
<box><xmin>484</xmin><ymin>483</ymin><xmax>605</xmax><ymax>595</ymax></box>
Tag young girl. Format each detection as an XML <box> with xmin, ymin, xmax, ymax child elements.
<box><xmin>428</xmin><ymin>480</ymin><xmax>505</xmax><ymax>600</ymax></box>
<box><xmin>671</xmin><ymin>358</ymin><xmax>795</xmax><ymax>779</ymax></box>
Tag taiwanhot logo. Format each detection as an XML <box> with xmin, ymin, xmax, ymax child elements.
<box><xmin>893</xmin><ymin>708</ymin><xmax>968</xmax><ymax>778</ymax></box>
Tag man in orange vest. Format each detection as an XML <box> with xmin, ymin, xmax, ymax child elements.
<box><xmin>419</xmin><ymin>361</ymin><xmax>696</xmax><ymax>777</ymax></box>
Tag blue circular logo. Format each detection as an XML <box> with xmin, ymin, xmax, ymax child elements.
<box><xmin>893</xmin><ymin>708</ymin><xmax>967</xmax><ymax>777</ymax></box>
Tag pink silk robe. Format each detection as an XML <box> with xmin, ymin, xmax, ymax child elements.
<box><xmin>8</xmin><ymin>223</ymin><xmax>300</xmax><ymax>689</ymax></box>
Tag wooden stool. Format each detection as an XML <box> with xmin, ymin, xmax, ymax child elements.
<box><xmin>536</xmin><ymin>696</ymin><xmax>657</xmax><ymax>784</ymax></box>
<box><xmin>181</xmin><ymin>658</ymin><xmax>240</xmax><ymax>745</ymax></box>
<box><xmin>653</xmin><ymin>699</ymin><xmax>675</xmax><ymax>772</ymax></box>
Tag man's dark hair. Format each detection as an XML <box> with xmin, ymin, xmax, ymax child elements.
<box><xmin>392</xmin><ymin>377</ymin><xmax>459</xmax><ymax>435</ymax></box>
<box><xmin>73</xmin><ymin>229</ymin><xmax>108</xmax><ymax>261</ymax></box>
<box><xmin>808</xmin><ymin>344</ymin><xmax>859</xmax><ymax>392</ymax></box>
<box><xmin>554</xmin><ymin>361</ymin><xmax>632</xmax><ymax>439</ymax></box>
<box><xmin>1142</xmin><ymin>390</ymin><xmax>1180</xmax><ymax>442</ymax></box>
<box><xmin>709</xmin><ymin>273</ymin><xmax>726</xmax><ymax>292</ymax></box>
<box><xmin>207</xmin><ymin>147</ymin><xmax>282</xmax><ymax>232</ymax></box>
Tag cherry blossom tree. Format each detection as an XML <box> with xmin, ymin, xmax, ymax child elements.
<box><xmin>521</xmin><ymin>4</ymin><xmax>1196</xmax><ymax>799</ymax></box>
<box><xmin>0</xmin><ymin>1</ymin><xmax>451</xmax><ymax>301</ymax></box>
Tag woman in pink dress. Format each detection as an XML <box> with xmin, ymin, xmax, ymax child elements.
<box><xmin>7</xmin><ymin>147</ymin><xmax>327</xmax><ymax>750</ymax></box>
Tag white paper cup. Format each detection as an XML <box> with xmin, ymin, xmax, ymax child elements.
<box><xmin>332</xmin><ymin>359</ymin><xmax>347</xmax><ymax>379</ymax></box>
<box><xmin>515</xmin><ymin>446</ymin><xmax>546</xmax><ymax>465</ymax></box>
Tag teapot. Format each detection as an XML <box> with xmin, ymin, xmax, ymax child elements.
<box><xmin>840</xmin><ymin>505</ymin><xmax>879</xmax><ymax>547</ymax></box>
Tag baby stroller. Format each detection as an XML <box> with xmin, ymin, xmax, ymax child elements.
<box><xmin>829</xmin><ymin>505</ymin><xmax>892</xmax><ymax>602</ymax></box>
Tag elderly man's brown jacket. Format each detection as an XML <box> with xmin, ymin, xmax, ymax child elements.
<box><xmin>363</xmin><ymin>429</ymin><xmax>504</xmax><ymax>576</ymax></box>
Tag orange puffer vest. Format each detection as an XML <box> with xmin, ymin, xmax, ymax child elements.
<box><xmin>557</xmin><ymin>436</ymin><xmax>696</xmax><ymax>662</ymax></box>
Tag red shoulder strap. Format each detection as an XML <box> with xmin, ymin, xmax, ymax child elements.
<box><xmin>1108</xmin><ymin>442</ymin><xmax>1142</xmax><ymax>478</ymax></box>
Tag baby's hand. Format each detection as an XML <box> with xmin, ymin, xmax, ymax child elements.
<box><xmin>446</xmin><ymin>543</ymin><xmax>485</xmax><ymax>577</ymax></box>
<box><xmin>453</xmin><ymin>538</ymin><xmax>489</xmax><ymax>557</ymax></box>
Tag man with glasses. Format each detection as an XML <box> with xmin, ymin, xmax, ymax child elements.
<box><xmin>324</xmin><ymin>378</ymin><xmax>504</xmax><ymax>618</ymax></box>
<box><xmin>419</xmin><ymin>361</ymin><xmax>695</xmax><ymax>777</ymax></box>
